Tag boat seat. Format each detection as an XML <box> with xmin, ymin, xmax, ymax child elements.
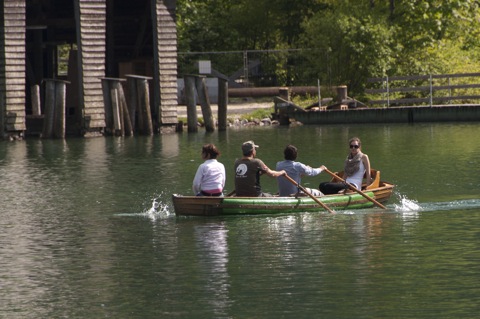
<box><xmin>330</xmin><ymin>169</ymin><xmax>380</xmax><ymax>190</ymax></box>
<box><xmin>364</xmin><ymin>170</ymin><xmax>380</xmax><ymax>190</ymax></box>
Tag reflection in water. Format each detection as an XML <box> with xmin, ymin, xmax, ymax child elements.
<box><xmin>160</xmin><ymin>134</ymin><xmax>180</xmax><ymax>158</ymax></box>
<box><xmin>194</xmin><ymin>223</ymin><xmax>231</xmax><ymax>317</ymax></box>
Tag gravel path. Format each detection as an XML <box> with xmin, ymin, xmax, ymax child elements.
<box><xmin>176</xmin><ymin>102</ymin><xmax>273</xmax><ymax>117</ymax></box>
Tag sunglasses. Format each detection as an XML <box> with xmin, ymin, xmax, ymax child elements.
<box><xmin>350</xmin><ymin>144</ymin><xmax>360</xmax><ymax>149</ymax></box>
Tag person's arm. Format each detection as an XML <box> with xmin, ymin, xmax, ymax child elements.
<box><xmin>221</xmin><ymin>164</ymin><xmax>226</xmax><ymax>189</ymax></box>
<box><xmin>192</xmin><ymin>164</ymin><xmax>204</xmax><ymax>195</ymax></box>
<box><xmin>265</xmin><ymin>167</ymin><xmax>286</xmax><ymax>177</ymax></box>
<box><xmin>302</xmin><ymin>163</ymin><xmax>326</xmax><ymax>176</ymax></box>
<box><xmin>259</xmin><ymin>159</ymin><xmax>285</xmax><ymax>177</ymax></box>
<box><xmin>362</xmin><ymin>154</ymin><xmax>372</xmax><ymax>185</ymax></box>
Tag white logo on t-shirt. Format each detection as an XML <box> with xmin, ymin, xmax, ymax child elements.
<box><xmin>236</xmin><ymin>164</ymin><xmax>248</xmax><ymax>176</ymax></box>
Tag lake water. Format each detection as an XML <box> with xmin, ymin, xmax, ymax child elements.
<box><xmin>1</xmin><ymin>122</ymin><xmax>479</xmax><ymax>318</ymax></box>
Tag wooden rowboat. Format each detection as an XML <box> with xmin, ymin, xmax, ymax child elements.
<box><xmin>172</xmin><ymin>170</ymin><xmax>394</xmax><ymax>216</ymax></box>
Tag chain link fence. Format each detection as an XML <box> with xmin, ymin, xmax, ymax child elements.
<box><xmin>178</xmin><ymin>49</ymin><xmax>334</xmax><ymax>89</ymax></box>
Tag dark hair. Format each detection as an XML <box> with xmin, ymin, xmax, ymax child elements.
<box><xmin>202</xmin><ymin>144</ymin><xmax>220</xmax><ymax>159</ymax></box>
<box><xmin>284</xmin><ymin>144</ymin><xmax>298</xmax><ymax>161</ymax></box>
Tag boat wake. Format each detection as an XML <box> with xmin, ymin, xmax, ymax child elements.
<box><xmin>410</xmin><ymin>198</ymin><xmax>480</xmax><ymax>212</ymax></box>
<box><xmin>340</xmin><ymin>196</ymin><xmax>480</xmax><ymax>216</ymax></box>
<box><xmin>393</xmin><ymin>193</ymin><xmax>480</xmax><ymax>214</ymax></box>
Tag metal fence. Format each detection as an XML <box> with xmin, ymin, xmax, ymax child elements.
<box><xmin>366</xmin><ymin>73</ymin><xmax>480</xmax><ymax>107</ymax></box>
<box><xmin>177</xmin><ymin>49</ymin><xmax>329</xmax><ymax>89</ymax></box>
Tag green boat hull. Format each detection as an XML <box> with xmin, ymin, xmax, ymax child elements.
<box><xmin>172</xmin><ymin>182</ymin><xmax>394</xmax><ymax>216</ymax></box>
<box><xmin>220</xmin><ymin>193</ymin><xmax>373</xmax><ymax>215</ymax></box>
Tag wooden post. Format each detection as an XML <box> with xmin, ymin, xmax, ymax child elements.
<box><xmin>139</xmin><ymin>78</ymin><xmax>153</xmax><ymax>135</ymax></box>
<box><xmin>126</xmin><ymin>76</ymin><xmax>137</xmax><ymax>131</ymax></box>
<box><xmin>31</xmin><ymin>85</ymin><xmax>41</xmax><ymax>115</ymax></box>
<box><xmin>336</xmin><ymin>85</ymin><xmax>348</xmax><ymax>103</ymax></box>
<box><xmin>184</xmin><ymin>75</ymin><xmax>198</xmax><ymax>133</ymax></box>
<box><xmin>195</xmin><ymin>76</ymin><xmax>215</xmax><ymax>132</ymax></box>
<box><xmin>42</xmin><ymin>80</ymin><xmax>55</xmax><ymax>138</ymax></box>
<box><xmin>126</xmin><ymin>75</ymin><xmax>153</xmax><ymax>135</ymax></box>
<box><xmin>53</xmin><ymin>81</ymin><xmax>67</xmax><ymax>138</ymax></box>
<box><xmin>101</xmin><ymin>77</ymin><xmax>127</xmax><ymax>136</ymax></box>
<box><xmin>117</xmin><ymin>82</ymin><xmax>133</xmax><ymax>136</ymax></box>
<box><xmin>42</xmin><ymin>79</ymin><xmax>69</xmax><ymax>139</ymax></box>
<box><xmin>110</xmin><ymin>86</ymin><xmax>123</xmax><ymax>136</ymax></box>
<box><xmin>101</xmin><ymin>79</ymin><xmax>113</xmax><ymax>134</ymax></box>
<box><xmin>279</xmin><ymin>87</ymin><xmax>290</xmax><ymax>101</ymax></box>
<box><xmin>217</xmin><ymin>77</ymin><xmax>228</xmax><ymax>131</ymax></box>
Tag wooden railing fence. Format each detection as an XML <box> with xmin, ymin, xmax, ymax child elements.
<box><xmin>366</xmin><ymin>73</ymin><xmax>480</xmax><ymax>107</ymax></box>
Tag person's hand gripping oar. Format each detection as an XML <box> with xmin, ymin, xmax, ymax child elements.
<box><xmin>324</xmin><ymin>169</ymin><xmax>386</xmax><ymax>209</ymax></box>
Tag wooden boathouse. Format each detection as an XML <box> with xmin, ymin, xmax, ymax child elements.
<box><xmin>0</xmin><ymin>0</ymin><xmax>178</xmax><ymax>139</ymax></box>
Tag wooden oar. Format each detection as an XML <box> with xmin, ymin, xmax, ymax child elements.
<box><xmin>283</xmin><ymin>174</ymin><xmax>335</xmax><ymax>214</ymax></box>
<box><xmin>324</xmin><ymin>169</ymin><xmax>387</xmax><ymax>209</ymax></box>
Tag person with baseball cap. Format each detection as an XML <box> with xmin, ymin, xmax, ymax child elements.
<box><xmin>234</xmin><ymin>141</ymin><xmax>286</xmax><ymax>197</ymax></box>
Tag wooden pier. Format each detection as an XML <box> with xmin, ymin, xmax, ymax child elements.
<box><xmin>0</xmin><ymin>0</ymin><xmax>178</xmax><ymax>139</ymax></box>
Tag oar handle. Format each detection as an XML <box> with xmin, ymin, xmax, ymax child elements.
<box><xmin>324</xmin><ymin>169</ymin><xmax>387</xmax><ymax>209</ymax></box>
<box><xmin>283</xmin><ymin>174</ymin><xmax>334</xmax><ymax>214</ymax></box>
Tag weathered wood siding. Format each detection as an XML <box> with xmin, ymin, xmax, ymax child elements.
<box><xmin>74</xmin><ymin>0</ymin><xmax>106</xmax><ymax>131</ymax></box>
<box><xmin>0</xmin><ymin>0</ymin><xmax>26</xmax><ymax>133</ymax></box>
<box><xmin>151</xmin><ymin>0</ymin><xmax>178</xmax><ymax>125</ymax></box>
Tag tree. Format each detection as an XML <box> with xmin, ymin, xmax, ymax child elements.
<box><xmin>176</xmin><ymin>0</ymin><xmax>480</xmax><ymax>90</ymax></box>
<box><xmin>300</xmin><ymin>7</ymin><xmax>393</xmax><ymax>93</ymax></box>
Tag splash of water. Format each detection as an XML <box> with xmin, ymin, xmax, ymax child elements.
<box><xmin>394</xmin><ymin>195</ymin><xmax>422</xmax><ymax>213</ymax></box>
<box><xmin>142</xmin><ymin>194</ymin><xmax>173</xmax><ymax>221</ymax></box>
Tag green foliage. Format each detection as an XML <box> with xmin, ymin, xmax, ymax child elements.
<box><xmin>300</xmin><ymin>11</ymin><xmax>393</xmax><ymax>94</ymax></box>
<box><xmin>177</xmin><ymin>0</ymin><xmax>480</xmax><ymax>94</ymax></box>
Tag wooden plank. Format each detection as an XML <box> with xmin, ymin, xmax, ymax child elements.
<box><xmin>86</xmin><ymin>112</ymin><xmax>107</xmax><ymax>118</ymax></box>
<box><xmin>370</xmin><ymin>95</ymin><xmax>480</xmax><ymax>105</ymax></box>
<box><xmin>152</xmin><ymin>0</ymin><xmax>179</xmax><ymax>126</ymax></box>
<box><xmin>367</xmin><ymin>75</ymin><xmax>429</xmax><ymax>82</ymax></box>
<box><xmin>432</xmin><ymin>95</ymin><xmax>480</xmax><ymax>101</ymax></box>
<box><xmin>370</xmin><ymin>97</ymin><xmax>429</xmax><ymax>104</ymax></box>
<box><xmin>3</xmin><ymin>20</ymin><xmax>25</xmax><ymax>28</ymax></box>
<box><xmin>4</xmin><ymin>1</ymin><xmax>26</xmax><ymax>8</ymax></box>
<box><xmin>368</xmin><ymin>72</ymin><xmax>480</xmax><ymax>82</ymax></box>
<box><xmin>2</xmin><ymin>52</ymin><xmax>26</xmax><ymax>59</ymax></box>
<box><xmin>431</xmin><ymin>73</ymin><xmax>480</xmax><ymax>79</ymax></box>
<box><xmin>3</xmin><ymin>46</ymin><xmax>26</xmax><ymax>53</ymax></box>
<box><xmin>3</xmin><ymin>33</ymin><xmax>25</xmax><ymax>40</ymax></box>
<box><xmin>7</xmin><ymin>124</ymin><xmax>27</xmax><ymax>131</ymax></box>
<box><xmin>81</xmin><ymin>2</ymin><xmax>106</xmax><ymax>9</ymax></box>
<box><xmin>2</xmin><ymin>64</ymin><xmax>26</xmax><ymax>72</ymax></box>
<box><xmin>5</xmin><ymin>98</ymin><xmax>26</xmax><ymax>105</ymax></box>
<box><xmin>75</xmin><ymin>0</ymin><xmax>107</xmax><ymax>131</ymax></box>
<box><xmin>83</xmin><ymin>95</ymin><xmax>104</xmax><ymax>103</ymax></box>
<box><xmin>5</xmin><ymin>90</ymin><xmax>27</xmax><ymax>98</ymax></box>
<box><xmin>366</xmin><ymin>83</ymin><xmax>480</xmax><ymax>94</ymax></box>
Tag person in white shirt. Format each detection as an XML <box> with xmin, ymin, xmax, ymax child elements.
<box><xmin>319</xmin><ymin>137</ymin><xmax>372</xmax><ymax>194</ymax></box>
<box><xmin>276</xmin><ymin>144</ymin><xmax>326</xmax><ymax>196</ymax></box>
<box><xmin>192</xmin><ymin>144</ymin><xmax>226</xmax><ymax>196</ymax></box>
